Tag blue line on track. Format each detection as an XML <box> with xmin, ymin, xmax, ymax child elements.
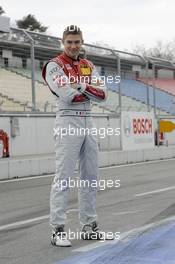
<box><xmin>56</xmin><ymin>221</ymin><xmax>175</xmax><ymax>264</ymax></box>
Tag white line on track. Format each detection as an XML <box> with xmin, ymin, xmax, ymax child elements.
<box><xmin>0</xmin><ymin>215</ymin><xmax>49</xmax><ymax>231</ymax></box>
<box><xmin>135</xmin><ymin>186</ymin><xmax>175</xmax><ymax>197</ymax></box>
<box><xmin>1</xmin><ymin>157</ymin><xmax>175</xmax><ymax>183</ymax></box>
<box><xmin>73</xmin><ymin>215</ymin><xmax>175</xmax><ymax>252</ymax></box>
<box><xmin>0</xmin><ymin>174</ymin><xmax>55</xmax><ymax>183</ymax></box>
<box><xmin>112</xmin><ymin>210</ymin><xmax>139</xmax><ymax>216</ymax></box>
<box><xmin>0</xmin><ymin>209</ymin><xmax>78</xmax><ymax>231</ymax></box>
<box><xmin>0</xmin><ymin>209</ymin><xmax>132</xmax><ymax>232</ymax></box>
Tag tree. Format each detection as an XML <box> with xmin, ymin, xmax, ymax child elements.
<box><xmin>16</xmin><ymin>14</ymin><xmax>48</xmax><ymax>32</ymax></box>
<box><xmin>132</xmin><ymin>40</ymin><xmax>175</xmax><ymax>61</ymax></box>
<box><xmin>0</xmin><ymin>6</ymin><xmax>5</xmax><ymax>15</ymax></box>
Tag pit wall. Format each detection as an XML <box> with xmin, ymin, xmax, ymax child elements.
<box><xmin>0</xmin><ymin>115</ymin><xmax>175</xmax><ymax>180</ymax></box>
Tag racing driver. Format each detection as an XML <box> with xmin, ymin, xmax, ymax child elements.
<box><xmin>42</xmin><ymin>25</ymin><xmax>108</xmax><ymax>247</ymax></box>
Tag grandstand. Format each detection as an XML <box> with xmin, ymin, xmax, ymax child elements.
<box><xmin>107</xmin><ymin>79</ymin><xmax>175</xmax><ymax>114</ymax></box>
<box><xmin>0</xmin><ymin>66</ymin><xmax>167</xmax><ymax>114</ymax></box>
<box><xmin>139</xmin><ymin>77</ymin><xmax>175</xmax><ymax>96</ymax></box>
<box><xmin>0</xmin><ymin>66</ymin><xmax>112</xmax><ymax>113</ymax></box>
<box><xmin>0</xmin><ymin>66</ymin><xmax>55</xmax><ymax>112</ymax></box>
<box><xmin>0</xmin><ymin>27</ymin><xmax>175</xmax><ymax>115</ymax></box>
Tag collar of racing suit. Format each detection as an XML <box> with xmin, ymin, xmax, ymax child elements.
<box><xmin>61</xmin><ymin>52</ymin><xmax>80</xmax><ymax>64</ymax></box>
<box><xmin>52</xmin><ymin>52</ymin><xmax>93</xmax><ymax>85</ymax></box>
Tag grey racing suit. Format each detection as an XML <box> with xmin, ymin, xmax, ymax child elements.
<box><xmin>42</xmin><ymin>53</ymin><xmax>107</xmax><ymax>229</ymax></box>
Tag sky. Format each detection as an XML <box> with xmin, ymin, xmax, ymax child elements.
<box><xmin>0</xmin><ymin>0</ymin><xmax>174</xmax><ymax>51</ymax></box>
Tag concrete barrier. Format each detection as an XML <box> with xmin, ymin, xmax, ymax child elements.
<box><xmin>1</xmin><ymin>146</ymin><xmax>175</xmax><ymax>180</ymax></box>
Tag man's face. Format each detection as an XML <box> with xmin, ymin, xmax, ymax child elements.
<box><xmin>63</xmin><ymin>34</ymin><xmax>82</xmax><ymax>59</ymax></box>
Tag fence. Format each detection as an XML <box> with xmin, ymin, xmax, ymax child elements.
<box><xmin>1</xmin><ymin>27</ymin><xmax>175</xmax><ymax>116</ymax></box>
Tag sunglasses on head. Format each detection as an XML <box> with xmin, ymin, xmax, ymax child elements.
<box><xmin>65</xmin><ymin>40</ymin><xmax>81</xmax><ymax>45</ymax></box>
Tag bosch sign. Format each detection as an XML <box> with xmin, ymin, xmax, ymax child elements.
<box><xmin>133</xmin><ymin>118</ymin><xmax>152</xmax><ymax>134</ymax></box>
<box><xmin>121</xmin><ymin>112</ymin><xmax>155</xmax><ymax>150</ymax></box>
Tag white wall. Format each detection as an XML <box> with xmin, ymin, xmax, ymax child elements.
<box><xmin>158</xmin><ymin>69</ymin><xmax>174</xmax><ymax>79</ymax></box>
<box><xmin>1</xmin><ymin>115</ymin><xmax>175</xmax><ymax>158</ymax></box>
<box><xmin>0</xmin><ymin>116</ymin><xmax>55</xmax><ymax>157</ymax></box>
<box><xmin>0</xmin><ymin>115</ymin><xmax>121</xmax><ymax>157</ymax></box>
<box><xmin>1</xmin><ymin>145</ymin><xmax>175</xmax><ymax>180</ymax></box>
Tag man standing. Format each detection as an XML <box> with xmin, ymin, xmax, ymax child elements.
<box><xmin>42</xmin><ymin>25</ymin><xmax>107</xmax><ymax>247</ymax></box>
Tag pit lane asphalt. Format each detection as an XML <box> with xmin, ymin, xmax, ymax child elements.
<box><xmin>0</xmin><ymin>159</ymin><xmax>175</xmax><ymax>264</ymax></box>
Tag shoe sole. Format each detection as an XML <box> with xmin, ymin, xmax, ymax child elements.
<box><xmin>51</xmin><ymin>239</ymin><xmax>72</xmax><ymax>247</ymax></box>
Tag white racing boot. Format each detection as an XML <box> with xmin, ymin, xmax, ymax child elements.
<box><xmin>51</xmin><ymin>225</ymin><xmax>72</xmax><ymax>247</ymax></box>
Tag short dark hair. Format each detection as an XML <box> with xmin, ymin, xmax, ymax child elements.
<box><xmin>63</xmin><ymin>25</ymin><xmax>83</xmax><ymax>41</ymax></box>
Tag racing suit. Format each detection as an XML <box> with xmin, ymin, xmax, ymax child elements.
<box><xmin>42</xmin><ymin>52</ymin><xmax>107</xmax><ymax>229</ymax></box>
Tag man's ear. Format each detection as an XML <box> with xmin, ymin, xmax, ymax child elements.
<box><xmin>82</xmin><ymin>39</ymin><xmax>84</xmax><ymax>44</ymax></box>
